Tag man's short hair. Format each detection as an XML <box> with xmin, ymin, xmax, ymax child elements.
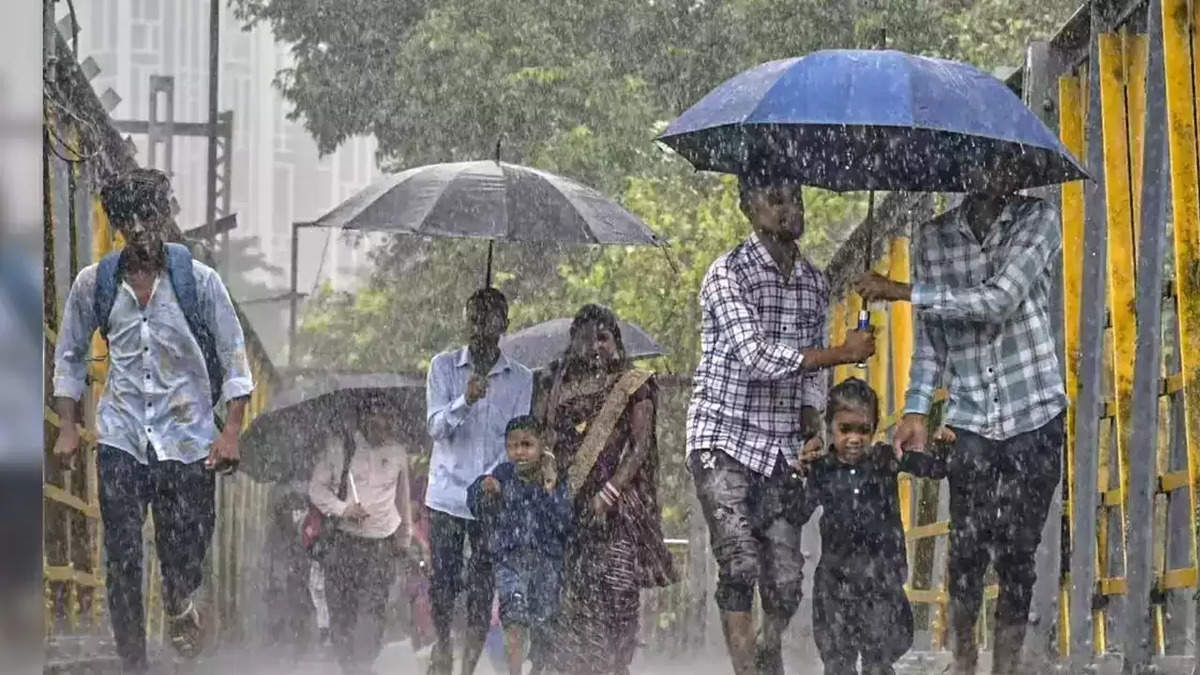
<box><xmin>101</xmin><ymin>168</ymin><xmax>172</xmax><ymax>225</ymax></box>
<box><xmin>467</xmin><ymin>287</ymin><xmax>509</xmax><ymax>317</ymax></box>
<box><xmin>737</xmin><ymin>171</ymin><xmax>803</xmax><ymax>204</ymax></box>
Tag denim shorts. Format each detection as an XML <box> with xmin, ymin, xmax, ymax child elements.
<box><xmin>495</xmin><ymin>553</ymin><xmax>562</xmax><ymax>627</ymax></box>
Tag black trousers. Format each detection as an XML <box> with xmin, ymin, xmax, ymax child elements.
<box><xmin>946</xmin><ymin>415</ymin><xmax>1064</xmax><ymax>665</ymax></box>
<box><xmin>812</xmin><ymin>569</ymin><xmax>913</xmax><ymax>675</ymax></box>
<box><xmin>97</xmin><ymin>445</ymin><xmax>215</xmax><ymax>672</ymax></box>
<box><xmin>429</xmin><ymin>510</ymin><xmax>494</xmax><ymax>642</ymax></box>
<box><xmin>325</xmin><ymin>530</ymin><xmax>397</xmax><ymax>672</ymax></box>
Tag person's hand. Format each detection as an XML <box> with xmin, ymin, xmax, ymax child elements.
<box><xmin>205</xmin><ymin>428</ymin><xmax>240</xmax><ymax>474</ymax></box>
<box><xmin>343</xmin><ymin>502</ymin><xmax>369</xmax><ymax>521</ymax></box>
<box><xmin>853</xmin><ymin>271</ymin><xmax>911</xmax><ymax>303</ymax></box>
<box><xmin>793</xmin><ymin>437</ymin><xmax>825</xmax><ymax>473</ymax></box>
<box><xmin>541</xmin><ymin>453</ymin><xmax>558</xmax><ymax>491</ymax></box>
<box><xmin>481</xmin><ymin>475</ymin><xmax>501</xmax><ymax>497</ymax></box>
<box><xmin>465</xmin><ymin>375</ymin><xmax>489</xmax><ymax>405</ymax></box>
<box><xmin>840</xmin><ymin>329</ymin><xmax>876</xmax><ymax>363</ymax></box>
<box><xmin>895</xmin><ymin>414</ymin><xmax>928</xmax><ymax>453</ymax></box>
<box><xmin>933</xmin><ymin>426</ymin><xmax>957</xmax><ymax>445</ymax></box>
<box><xmin>590</xmin><ymin>493</ymin><xmax>613</xmax><ymax>518</ymax></box>
<box><xmin>53</xmin><ymin>424</ymin><xmax>81</xmax><ymax>469</ymax></box>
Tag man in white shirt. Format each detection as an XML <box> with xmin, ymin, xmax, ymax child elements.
<box><xmin>425</xmin><ymin>288</ymin><xmax>533</xmax><ymax>675</ymax></box>
<box><xmin>51</xmin><ymin>169</ymin><xmax>254</xmax><ymax>672</ymax></box>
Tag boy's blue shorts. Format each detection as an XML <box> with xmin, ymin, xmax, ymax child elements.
<box><xmin>496</xmin><ymin>555</ymin><xmax>562</xmax><ymax>628</ymax></box>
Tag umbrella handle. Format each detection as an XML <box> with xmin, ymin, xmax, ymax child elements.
<box><xmin>856</xmin><ymin>309</ymin><xmax>870</xmax><ymax>370</ymax></box>
<box><xmin>485</xmin><ymin>240</ymin><xmax>494</xmax><ymax>288</ymax></box>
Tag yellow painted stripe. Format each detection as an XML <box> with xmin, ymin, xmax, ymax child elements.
<box><xmin>1160</xmin><ymin>470</ymin><xmax>1191</xmax><ymax>493</ymax></box>
<box><xmin>1099</xmin><ymin>33</ymin><xmax>1137</xmax><ymax>528</ymax></box>
<box><xmin>42</xmin><ymin>565</ymin><xmax>103</xmax><ymax>587</ymax></box>
<box><xmin>1163</xmin><ymin>0</ymin><xmax>1200</xmax><ymax>585</ymax></box>
<box><xmin>905</xmin><ymin>520</ymin><xmax>949</xmax><ymax>540</ymax></box>
<box><xmin>1100</xmin><ymin>577</ymin><xmax>1129</xmax><ymax>595</ymax></box>
<box><xmin>1162</xmin><ymin>566</ymin><xmax>1198</xmax><ymax>589</ymax></box>
<box><xmin>1124</xmin><ymin>32</ymin><xmax>1149</xmax><ymax>246</ymax></box>
<box><xmin>43</xmin><ymin>484</ymin><xmax>100</xmax><ymax>519</ymax></box>
<box><xmin>1060</xmin><ymin>74</ymin><xmax>1085</xmax><ymax>545</ymax></box>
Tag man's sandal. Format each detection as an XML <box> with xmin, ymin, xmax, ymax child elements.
<box><xmin>166</xmin><ymin>601</ymin><xmax>204</xmax><ymax>659</ymax></box>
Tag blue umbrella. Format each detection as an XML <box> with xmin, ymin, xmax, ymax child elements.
<box><xmin>657</xmin><ymin>49</ymin><xmax>1087</xmax><ymax>193</ymax></box>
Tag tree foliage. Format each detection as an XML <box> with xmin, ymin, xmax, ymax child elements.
<box><xmin>233</xmin><ymin>0</ymin><xmax>1081</xmax><ymax>372</ymax></box>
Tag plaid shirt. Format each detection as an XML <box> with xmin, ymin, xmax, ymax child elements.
<box><xmin>906</xmin><ymin>196</ymin><xmax>1067</xmax><ymax>440</ymax></box>
<box><xmin>687</xmin><ymin>234</ymin><xmax>829</xmax><ymax>475</ymax></box>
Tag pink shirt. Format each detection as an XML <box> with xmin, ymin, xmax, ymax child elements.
<box><xmin>309</xmin><ymin>431</ymin><xmax>408</xmax><ymax>539</ymax></box>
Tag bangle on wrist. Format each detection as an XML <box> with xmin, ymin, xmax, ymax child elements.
<box><xmin>600</xmin><ymin>481</ymin><xmax>620</xmax><ymax>505</ymax></box>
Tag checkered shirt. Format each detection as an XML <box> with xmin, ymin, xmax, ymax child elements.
<box><xmin>905</xmin><ymin>196</ymin><xmax>1067</xmax><ymax>441</ymax></box>
<box><xmin>686</xmin><ymin>234</ymin><xmax>829</xmax><ymax>475</ymax></box>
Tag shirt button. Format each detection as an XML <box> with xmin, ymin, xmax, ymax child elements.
<box><xmin>850</xmin><ymin>469</ymin><xmax>856</xmax><ymax>475</ymax></box>
<box><xmin>853</xmin><ymin>488</ymin><xmax>860</xmax><ymax>495</ymax></box>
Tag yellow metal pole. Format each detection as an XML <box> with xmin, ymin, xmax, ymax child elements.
<box><xmin>1163</xmin><ymin>0</ymin><xmax>1200</xmax><ymax>621</ymax></box>
<box><xmin>1100</xmin><ymin>31</ymin><xmax>1137</xmax><ymax>596</ymax></box>
<box><xmin>1059</xmin><ymin>72</ymin><xmax>1086</xmax><ymax>658</ymax></box>
<box><xmin>831</xmin><ymin>301</ymin><xmax>848</xmax><ymax>385</ymax></box>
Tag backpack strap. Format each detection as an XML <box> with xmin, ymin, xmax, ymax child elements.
<box><xmin>335</xmin><ymin>429</ymin><xmax>357</xmax><ymax>502</ymax></box>
<box><xmin>164</xmin><ymin>243</ymin><xmax>224</xmax><ymax>408</ymax></box>
<box><xmin>93</xmin><ymin>251</ymin><xmax>122</xmax><ymax>341</ymax></box>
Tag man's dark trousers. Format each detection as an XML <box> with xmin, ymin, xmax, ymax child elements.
<box><xmin>98</xmin><ymin>445</ymin><xmax>215</xmax><ymax>671</ymax></box>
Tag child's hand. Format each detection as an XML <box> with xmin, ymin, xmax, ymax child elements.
<box><xmin>793</xmin><ymin>437</ymin><xmax>825</xmax><ymax>473</ymax></box>
<box><xmin>481</xmin><ymin>475</ymin><xmax>501</xmax><ymax>497</ymax></box>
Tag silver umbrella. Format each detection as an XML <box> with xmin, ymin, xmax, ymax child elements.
<box><xmin>500</xmin><ymin>318</ymin><xmax>664</xmax><ymax>371</ymax></box>
<box><xmin>314</xmin><ymin>148</ymin><xmax>664</xmax><ymax>285</ymax></box>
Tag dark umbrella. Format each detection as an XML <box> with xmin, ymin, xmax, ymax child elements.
<box><xmin>657</xmin><ymin>49</ymin><xmax>1087</xmax><ymax>193</ymax></box>
<box><xmin>499</xmin><ymin>317</ymin><xmax>665</xmax><ymax>371</ymax></box>
<box><xmin>241</xmin><ymin>372</ymin><xmax>425</xmax><ymax>483</ymax></box>
<box><xmin>314</xmin><ymin>144</ymin><xmax>664</xmax><ymax>286</ymax></box>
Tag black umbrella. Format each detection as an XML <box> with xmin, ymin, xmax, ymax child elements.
<box><xmin>313</xmin><ymin>143</ymin><xmax>664</xmax><ymax>286</ymax></box>
<box><xmin>500</xmin><ymin>318</ymin><xmax>664</xmax><ymax>371</ymax></box>
<box><xmin>241</xmin><ymin>372</ymin><xmax>425</xmax><ymax>483</ymax></box>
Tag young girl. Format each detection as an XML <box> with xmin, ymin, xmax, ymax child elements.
<box><xmin>804</xmin><ymin>378</ymin><xmax>946</xmax><ymax>675</ymax></box>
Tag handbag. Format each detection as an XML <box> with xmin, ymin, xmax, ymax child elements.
<box><xmin>302</xmin><ymin>429</ymin><xmax>357</xmax><ymax>558</ymax></box>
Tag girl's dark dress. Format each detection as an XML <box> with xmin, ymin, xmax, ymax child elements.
<box><xmin>806</xmin><ymin>443</ymin><xmax>946</xmax><ymax>675</ymax></box>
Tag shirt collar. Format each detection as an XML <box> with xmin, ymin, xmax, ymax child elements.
<box><xmin>745</xmin><ymin>232</ymin><xmax>804</xmax><ymax>275</ymax></box>
<box><xmin>455</xmin><ymin>345</ymin><xmax>512</xmax><ymax>376</ymax></box>
<box><xmin>952</xmin><ymin>198</ymin><xmax>1019</xmax><ymax>240</ymax></box>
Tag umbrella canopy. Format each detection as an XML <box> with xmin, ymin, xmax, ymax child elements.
<box><xmin>500</xmin><ymin>318</ymin><xmax>664</xmax><ymax>371</ymax></box>
<box><xmin>316</xmin><ymin>160</ymin><xmax>662</xmax><ymax>244</ymax></box>
<box><xmin>241</xmin><ymin>372</ymin><xmax>425</xmax><ymax>483</ymax></box>
<box><xmin>657</xmin><ymin>49</ymin><xmax>1087</xmax><ymax>193</ymax></box>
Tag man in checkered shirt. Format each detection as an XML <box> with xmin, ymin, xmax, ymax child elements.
<box><xmin>687</xmin><ymin>173</ymin><xmax>875</xmax><ymax>675</ymax></box>
<box><xmin>855</xmin><ymin>193</ymin><xmax>1067</xmax><ymax>675</ymax></box>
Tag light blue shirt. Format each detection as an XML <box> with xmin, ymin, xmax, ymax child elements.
<box><xmin>425</xmin><ymin>346</ymin><xmax>533</xmax><ymax>520</ymax></box>
<box><xmin>52</xmin><ymin>259</ymin><xmax>255</xmax><ymax>465</ymax></box>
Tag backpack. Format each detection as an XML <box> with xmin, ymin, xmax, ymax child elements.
<box><xmin>93</xmin><ymin>242</ymin><xmax>225</xmax><ymax>409</ymax></box>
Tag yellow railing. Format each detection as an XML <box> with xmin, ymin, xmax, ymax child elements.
<box><xmin>823</xmin><ymin>0</ymin><xmax>1200</xmax><ymax>664</ymax></box>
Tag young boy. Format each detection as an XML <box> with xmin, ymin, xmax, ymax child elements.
<box><xmin>467</xmin><ymin>416</ymin><xmax>572</xmax><ymax>675</ymax></box>
<box><xmin>803</xmin><ymin>378</ymin><xmax>947</xmax><ymax>675</ymax></box>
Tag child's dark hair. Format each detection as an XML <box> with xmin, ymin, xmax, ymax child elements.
<box><xmin>825</xmin><ymin>377</ymin><xmax>880</xmax><ymax>430</ymax></box>
<box><xmin>505</xmin><ymin>415</ymin><xmax>542</xmax><ymax>437</ymax></box>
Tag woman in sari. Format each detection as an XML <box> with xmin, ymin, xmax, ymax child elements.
<box><xmin>535</xmin><ymin>304</ymin><xmax>677</xmax><ymax>675</ymax></box>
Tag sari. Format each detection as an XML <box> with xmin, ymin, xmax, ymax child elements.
<box><xmin>536</xmin><ymin>364</ymin><xmax>677</xmax><ymax>674</ymax></box>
